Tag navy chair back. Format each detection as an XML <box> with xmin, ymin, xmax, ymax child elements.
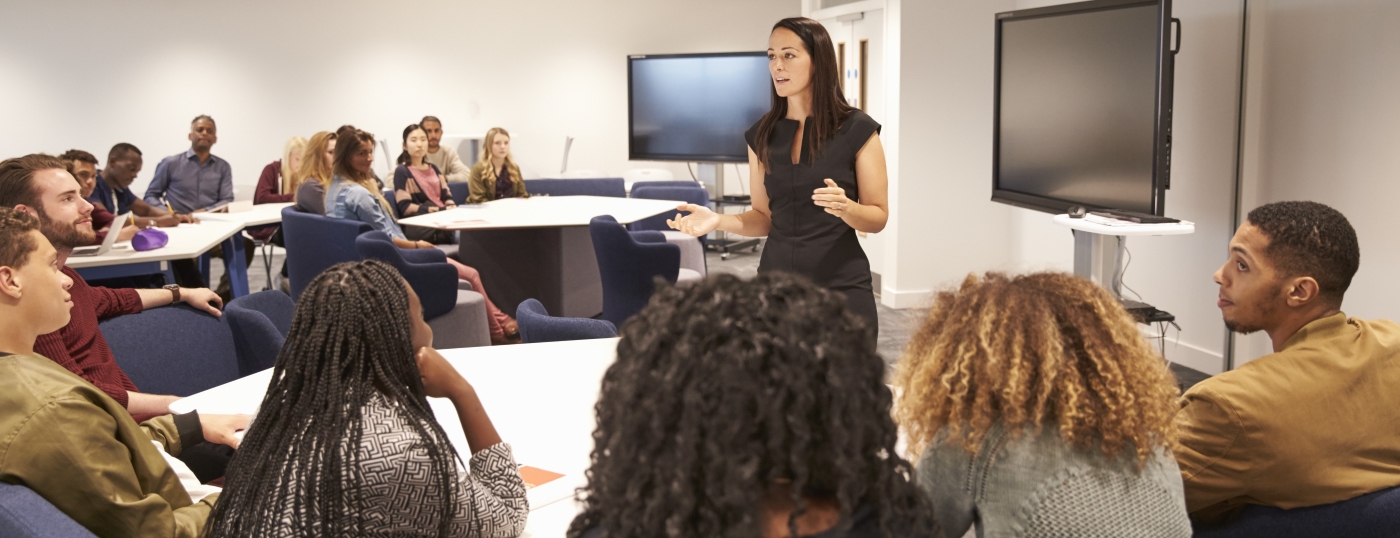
<box><xmin>589</xmin><ymin>215</ymin><xmax>681</xmax><ymax>326</ymax></box>
<box><xmin>383</xmin><ymin>189</ymin><xmax>400</xmax><ymax>218</ymax></box>
<box><xmin>629</xmin><ymin>185</ymin><xmax>712</xmax><ymax>234</ymax></box>
<box><xmin>355</xmin><ymin>231</ymin><xmax>457</xmax><ymax>321</ymax></box>
<box><xmin>1194</xmin><ymin>485</ymin><xmax>1400</xmax><ymax>538</ymax></box>
<box><xmin>224</xmin><ymin>290</ymin><xmax>295</xmax><ymax>375</ymax></box>
<box><xmin>448</xmin><ymin>182</ymin><xmax>471</xmax><ymax>205</ymax></box>
<box><xmin>281</xmin><ymin>206</ymin><xmax>371</xmax><ymax>301</ymax></box>
<box><xmin>0</xmin><ymin>482</ymin><xmax>97</xmax><ymax>538</ymax></box>
<box><xmin>525</xmin><ymin>178</ymin><xmax>626</xmax><ymax>198</ymax></box>
<box><xmin>516</xmin><ymin>298</ymin><xmax>617</xmax><ymax>343</ymax></box>
<box><xmin>99</xmin><ymin>305</ymin><xmax>242</xmax><ymax>396</ymax></box>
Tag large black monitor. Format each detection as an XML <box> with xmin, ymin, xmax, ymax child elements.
<box><xmin>628</xmin><ymin>52</ymin><xmax>771</xmax><ymax>163</ymax></box>
<box><xmin>993</xmin><ymin>0</ymin><xmax>1177</xmax><ymax>215</ymax></box>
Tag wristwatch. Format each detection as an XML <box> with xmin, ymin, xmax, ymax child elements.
<box><xmin>163</xmin><ymin>284</ymin><xmax>180</xmax><ymax>303</ymax></box>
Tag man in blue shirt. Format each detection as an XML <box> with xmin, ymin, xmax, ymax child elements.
<box><xmin>90</xmin><ymin>143</ymin><xmax>188</xmax><ymax>229</ymax></box>
<box><xmin>143</xmin><ymin>116</ymin><xmax>234</xmax><ymax>214</ymax></box>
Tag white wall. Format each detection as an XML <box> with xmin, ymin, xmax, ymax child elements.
<box><xmin>1233</xmin><ymin>0</ymin><xmax>1400</xmax><ymax>363</ymax></box>
<box><xmin>0</xmin><ymin>0</ymin><xmax>799</xmax><ymax>197</ymax></box>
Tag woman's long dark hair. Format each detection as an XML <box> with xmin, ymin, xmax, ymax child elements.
<box><xmin>397</xmin><ymin>123</ymin><xmax>426</xmax><ymax>166</ymax></box>
<box><xmin>204</xmin><ymin>260</ymin><xmax>462</xmax><ymax>537</ymax></box>
<box><xmin>753</xmin><ymin>17</ymin><xmax>858</xmax><ymax>170</ymax></box>
<box><xmin>332</xmin><ymin>128</ymin><xmax>376</xmax><ymax>183</ymax></box>
<box><xmin>567</xmin><ymin>273</ymin><xmax>935</xmax><ymax>538</ymax></box>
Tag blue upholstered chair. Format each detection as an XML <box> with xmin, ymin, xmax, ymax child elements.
<box><xmin>516</xmin><ymin>298</ymin><xmax>617</xmax><ymax>343</ymax></box>
<box><xmin>589</xmin><ymin>215</ymin><xmax>701</xmax><ymax>327</ymax></box>
<box><xmin>1194</xmin><ymin>485</ymin><xmax>1400</xmax><ymax>538</ymax></box>
<box><xmin>281</xmin><ymin>206</ymin><xmax>371</xmax><ymax>301</ymax></box>
<box><xmin>383</xmin><ymin>189</ymin><xmax>399</xmax><ymax>218</ymax></box>
<box><xmin>524</xmin><ymin>178</ymin><xmax>626</xmax><ymax>198</ymax></box>
<box><xmin>0</xmin><ymin>482</ymin><xmax>97</xmax><ymax>538</ymax></box>
<box><xmin>355</xmin><ymin>231</ymin><xmax>491</xmax><ymax>348</ymax></box>
<box><xmin>448</xmin><ymin>182</ymin><xmax>471</xmax><ymax>205</ymax></box>
<box><xmin>99</xmin><ymin>304</ymin><xmax>242</xmax><ymax>396</ymax></box>
<box><xmin>224</xmin><ymin>290</ymin><xmax>295</xmax><ymax>376</ymax></box>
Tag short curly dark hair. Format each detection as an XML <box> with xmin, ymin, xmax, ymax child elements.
<box><xmin>1246</xmin><ymin>201</ymin><xmax>1359</xmax><ymax>304</ymax></box>
<box><xmin>0</xmin><ymin>207</ymin><xmax>40</xmax><ymax>270</ymax></box>
<box><xmin>568</xmin><ymin>272</ymin><xmax>935</xmax><ymax>538</ymax></box>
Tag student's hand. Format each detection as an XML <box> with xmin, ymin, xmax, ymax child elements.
<box><xmin>117</xmin><ymin>224</ymin><xmax>140</xmax><ymax>242</ymax></box>
<box><xmin>667</xmin><ymin>204</ymin><xmax>721</xmax><ymax>237</ymax></box>
<box><xmin>416</xmin><ymin>240</ymin><xmax>433</xmax><ymax>250</ymax></box>
<box><xmin>415</xmin><ymin>346</ymin><xmax>473</xmax><ymax>400</ymax></box>
<box><xmin>181</xmin><ymin>288</ymin><xmax>224</xmax><ymax>316</ymax></box>
<box><xmin>199</xmin><ymin>413</ymin><xmax>251</xmax><ymax>449</ymax></box>
<box><xmin>813</xmin><ymin>178</ymin><xmax>852</xmax><ymax>218</ymax></box>
<box><xmin>153</xmin><ymin>215</ymin><xmax>183</xmax><ymax>228</ymax></box>
<box><xmin>179</xmin><ymin>213</ymin><xmax>200</xmax><ymax>224</ymax></box>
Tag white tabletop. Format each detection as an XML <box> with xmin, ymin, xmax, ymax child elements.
<box><xmin>1053</xmin><ymin>214</ymin><xmax>1196</xmax><ymax>236</ymax></box>
<box><xmin>195</xmin><ymin>202</ymin><xmax>294</xmax><ymax>227</ymax></box>
<box><xmin>171</xmin><ymin>337</ymin><xmax>620</xmax><ymax>537</ymax></box>
<box><xmin>398</xmin><ymin>196</ymin><xmax>684</xmax><ymax>230</ymax></box>
<box><xmin>64</xmin><ymin>220</ymin><xmax>245</xmax><ymax>269</ymax></box>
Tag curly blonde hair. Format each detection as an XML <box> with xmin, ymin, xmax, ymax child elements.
<box><xmin>893</xmin><ymin>272</ymin><xmax>1180</xmax><ymax>465</ymax></box>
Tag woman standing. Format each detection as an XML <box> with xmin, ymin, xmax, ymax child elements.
<box><xmin>327</xmin><ymin>129</ymin><xmax>519</xmax><ymax>345</ymax></box>
<box><xmin>465</xmin><ymin>127</ymin><xmax>529</xmax><ymax>204</ymax></box>
<box><xmin>668</xmin><ymin>17</ymin><xmax>888</xmax><ymax>335</ymax></box>
<box><xmin>394</xmin><ymin>123</ymin><xmax>458</xmax><ymax>244</ymax></box>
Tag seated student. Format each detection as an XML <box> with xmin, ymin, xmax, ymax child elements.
<box><xmin>250</xmin><ymin>135</ymin><xmax>305</xmax><ymax>238</ymax></box>
<box><xmin>204</xmin><ymin>260</ymin><xmax>528</xmax><ymax>537</ymax></box>
<box><xmin>465</xmin><ymin>127</ymin><xmax>529</xmax><ymax>204</ymax></box>
<box><xmin>1176</xmin><ymin>201</ymin><xmax>1400</xmax><ymax>524</ymax></box>
<box><xmin>61</xmin><ymin>148</ymin><xmax>136</xmax><ymax>245</ymax></box>
<box><xmin>292</xmin><ymin>131</ymin><xmax>336</xmax><ymax>215</ymax></box>
<box><xmin>569</xmin><ymin>273</ymin><xmax>937</xmax><ymax>538</ymax></box>
<box><xmin>394</xmin><ymin>122</ymin><xmax>457</xmax><ymax>244</ymax></box>
<box><xmin>421</xmin><ymin>115</ymin><xmax>470</xmax><ymax>183</ymax></box>
<box><xmin>327</xmin><ymin>129</ymin><xmax>519</xmax><ymax>345</ymax></box>
<box><xmin>0</xmin><ymin>206</ymin><xmax>248</xmax><ymax>537</ymax></box>
<box><xmin>893</xmin><ymin>272</ymin><xmax>1190</xmax><ymax>537</ymax></box>
<box><xmin>90</xmin><ymin>142</ymin><xmax>192</xmax><ymax>228</ymax></box>
<box><xmin>0</xmin><ymin>153</ymin><xmax>244</xmax><ymax>482</ymax></box>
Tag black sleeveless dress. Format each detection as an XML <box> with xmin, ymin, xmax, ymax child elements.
<box><xmin>744</xmin><ymin>110</ymin><xmax>882</xmax><ymax>336</ymax></box>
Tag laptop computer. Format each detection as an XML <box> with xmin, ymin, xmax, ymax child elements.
<box><xmin>70</xmin><ymin>212</ymin><xmax>132</xmax><ymax>257</ymax></box>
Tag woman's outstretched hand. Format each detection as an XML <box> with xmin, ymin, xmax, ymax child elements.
<box><xmin>812</xmin><ymin>178</ymin><xmax>852</xmax><ymax>218</ymax></box>
<box><xmin>667</xmin><ymin>204</ymin><xmax>722</xmax><ymax>237</ymax></box>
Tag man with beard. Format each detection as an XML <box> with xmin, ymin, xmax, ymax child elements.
<box><xmin>1175</xmin><ymin>201</ymin><xmax>1400</xmax><ymax>525</ymax></box>
<box><xmin>420</xmin><ymin>115</ymin><xmax>470</xmax><ymax>183</ymax></box>
<box><xmin>0</xmin><ymin>153</ymin><xmax>245</xmax><ymax>483</ymax></box>
<box><xmin>59</xmin><ymin>148</ymin><xmax>137</xmax><ymax>245</ymax></box>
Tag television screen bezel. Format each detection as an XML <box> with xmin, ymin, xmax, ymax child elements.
<box><xmin>991</xmin><ymin>0</ymin><xmax>1175</xmax><ymax>216</ymax></box>
<box><xmin>627</xmin><ymin>51</ymin><xmax>771</xmax><ymax>163</ymax></box>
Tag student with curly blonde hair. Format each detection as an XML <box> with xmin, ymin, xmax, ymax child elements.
<box><xmin>894</xmin><ymin>272</ymin><xmax>1190</xmax><ymax>537</ymax></box>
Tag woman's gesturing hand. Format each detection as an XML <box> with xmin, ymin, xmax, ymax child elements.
<box><xmin>667</xmin><ymin>203</ymin><xmax>722</xmax><ymax>237</ymax></box>
<box><xmin>812</xmin><ymin>178</ymin><xmax>853</xmax><ymax>218</ymax></box>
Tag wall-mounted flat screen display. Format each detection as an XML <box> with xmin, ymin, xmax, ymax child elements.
<box><xmin>629</xmin><ymin>52</ymin><xmax>771</xmax><ymax>163</ymax></box>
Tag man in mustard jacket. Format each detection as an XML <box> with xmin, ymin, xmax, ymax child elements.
<box><xmin>0</xmin><ymin>206</ymin><xmax>232</xmax><ymax>536</ymax></box>
<box><xmin>1176</xmin><ymin>201</ymin><xmax>1400</xmax><ymax>524</ymax></box>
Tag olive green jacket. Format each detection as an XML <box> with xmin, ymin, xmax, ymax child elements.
<box><xmin>0</xmin><ymin>353</ymin><xmax>217</xmax><ymax>537</ymax></box>
<box><xmin>465</xmin><ymin>160</ymin><xmax>529</xmax><ymax>204</ymax></box>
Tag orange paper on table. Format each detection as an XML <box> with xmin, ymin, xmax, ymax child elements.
<box><xmin>519</xmin><ymin>466</ymin><xmax>565</xmax><ymax>489</ymax></box>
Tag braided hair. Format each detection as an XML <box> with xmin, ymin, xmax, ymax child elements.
<box><xmin>204</xmin><ymin>260</ymin><xmax>462</xmax><ymax>537</ymax></box>
<box><xmin>568</xmin><ymin>273</ymin><xmax>935</xmax><ymax>538</ymax></box>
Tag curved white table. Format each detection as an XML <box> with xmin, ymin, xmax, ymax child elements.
<box><xmin>171</xmin><ymin>338</ymin><xmax>619</xmax><ymax>536</ymax></box>
<box><xmin>67</xmin><ymin>220</ymin><xmax>251</xmax><ymax>297</ymax></box>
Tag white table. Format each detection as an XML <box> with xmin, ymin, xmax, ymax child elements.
<box><xmin>171</xmin><ymin>338</ymin><xmax>619</xmax><ymax>537</ymax></box>
<box><xmin>398</xmin><ymin>196</ymin><xmax>685</xmax><ymax>318</ymax></box>
<box><xmin>68</xmin><ymin>220</ymin><xmax>253</xmax><ymax>297</ymax></box>
<box><xmin>197</xmin><ymin>203</ymin><xmax>295</xmax><ymax>291</ymax></box>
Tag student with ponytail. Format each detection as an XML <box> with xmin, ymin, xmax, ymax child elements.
<box><xmin>394</xmin><ymin>123</ymin><xmax>457</xmax><ymax>244</ymax></box>
<box><xmin>203</xmin><ymin>260</ymin><xmax>528</xmax><ymax>537</ymax></box>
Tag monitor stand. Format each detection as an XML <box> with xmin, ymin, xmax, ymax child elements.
<box><xmin>1055</xmin><ymin>214</ymin><xmax>1195</xmax><ymax>299</ymax></box>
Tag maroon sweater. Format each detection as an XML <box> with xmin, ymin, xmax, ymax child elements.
<box><xmin>33</xmin><ymin>267</ymin><xmax>143</xmax><ymax>408</ymax></box>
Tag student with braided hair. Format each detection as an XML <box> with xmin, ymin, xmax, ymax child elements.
<box><xmin>327</xmin><ymin>129</ymin><xmax>519</xmax><ymax>344</ymax></box>
<box><xmin>894</xmin><ymin>272</ymin><xmax>1190</xmax><ymax>537</ymax></box>
<box><xmin>569</xmin><ymin>273</ymin><xmax>936</xmax><ymax>538</ymax></box>
<box><xmin>204</xmin><ymin>260</ymin><xmax>528</xmax><ymax>537</ymax></box>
